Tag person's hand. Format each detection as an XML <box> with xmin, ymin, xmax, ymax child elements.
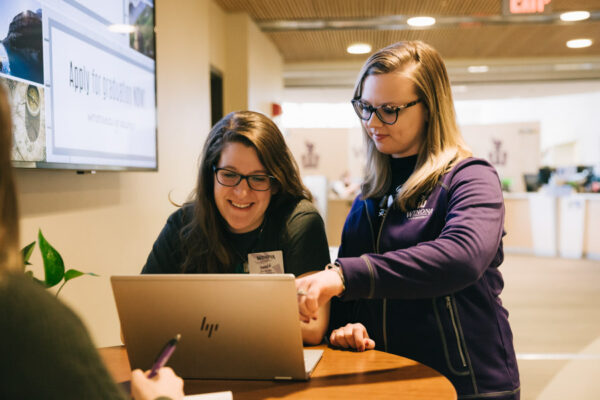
<box><xmin>131</xmin><ymin>367</ymin><xmax>184</xmax><ymax>400</ymax></box>
<box><xmin>329</xmin><ymin>323</ymin><xmax>375</xmax><ymax>352</ymax></box>
<box><xmin>296</xmin><ymin>268</ymin><xmax>344</xmax><ymax>322</ymax></box>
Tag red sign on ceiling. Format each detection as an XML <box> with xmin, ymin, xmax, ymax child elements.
<box><xmin>505</xmin><ymin>0</ymin><xmax>552</xmax><ymax>14</ymax></box>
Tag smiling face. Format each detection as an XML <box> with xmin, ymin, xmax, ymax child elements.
<box><xmin>213</xmin><ymin>141</ymin><xmax>273</xmax><ymax>234</ymax></box>
<box><xmin>360</xmin><ymin>72</ymin><xmax>428</xmax><ymax>158</ymax></box>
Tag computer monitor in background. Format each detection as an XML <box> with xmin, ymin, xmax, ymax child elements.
<box><xmin>2</xmin><ymin>0</ymin><xmax>157</xmax><ymax>172</ymax></box>
<box><xmin>523</xmin><ymin>173</ymin><xmax>540</xmax><ymax>192</ymax></box>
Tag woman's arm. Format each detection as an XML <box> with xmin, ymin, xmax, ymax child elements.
<box><xmin>341</xmin><ymin>160</ymin><xmax>505</xmax><ymax>300</ymax></box>
<box><xmin>329</xmin><ymin>322</ymin><xmax>375</xmax><ymax>352</ymax></box>
<box><xmin>300</xmin><ymin>296</ymin><xmax>330</xmax><ymax>345</ymax></box>
<box><xmin>131</xmin><ymin>367</ymin><xmax>184</xmax><ymax>400</ymax></box>
<box><xmin>295</xmin><ymin>160</ymin><xmax>505</xmax><ymax>318</ymax></box>
<box><xmin>284</xmin><ymin>201</ymin><xmax>332</xmax><ymax>344</ymax></box>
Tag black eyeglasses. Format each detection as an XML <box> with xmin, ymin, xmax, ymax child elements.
<box><xmin>351</xmin><ymin>98</ymin><xmax>422</xmax><ymax>125</ymax></box>
<box><xmin>213</xmin><ymin>166</ymin><xmax>275</xmax><ymax>191</ymax></box>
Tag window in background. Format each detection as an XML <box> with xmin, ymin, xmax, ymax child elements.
<box><xmin>281</xmin><ymin>102</ymin><xmax>359</xmax><ymax>129</ymax></box>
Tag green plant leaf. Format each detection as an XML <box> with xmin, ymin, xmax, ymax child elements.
<box><xmin>38</xmin><ymin>230</ymin><xmax>65</xmax><ymax>288</ymax></box>
<box><xmin>21</xmin><ymin>241</ymin><xmax>36</xmax><ymax>269</ymax></box>
<box><xmin>55</xmin><ymin>269</ymin><xmax>99</xmax><ymax>297</ymax></box>
<box><xmin>63</xmin><ymin>269</ymin><xmax>84</xmax><ymax>281</ymax></box>
<box><xmin>64</xmin><ymin>269</ymin><xmax>99</xmax><ymax>282</ymax></box>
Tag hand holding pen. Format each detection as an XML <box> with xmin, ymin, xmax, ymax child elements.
<box><xmin>130</xmin><ymin>334</ymin><xmax>184</xmax><ymax>400</ymax></box>
<box><xmin>148</xmin><ymin>333</ymin><xmax>181</xmax><ymax>378</ymax></box>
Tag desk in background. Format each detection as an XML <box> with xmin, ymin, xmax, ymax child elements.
<box><xmin>504</xmin><ymin>193</ymin><xmax>600</xmax><ymax>259</ymax></box>
<box><xmin>99</xmin><ymin>345</ymin><xmax>456</xmax><ymax>400</ymax></box>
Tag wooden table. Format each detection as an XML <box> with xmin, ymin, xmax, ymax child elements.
<box><xmin>100</xmin><ymin>345</ymin><xmax>456</xmax><ymax>399</ymax></box>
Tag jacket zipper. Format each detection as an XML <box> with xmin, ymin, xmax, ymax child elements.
<box><xmin>376</xmin><ymin>199</ymin><xmax>390</xmax><ymax>353</ymax></box>
<box><xmin>363</xmin><ymin>198</ymin><xmax>391</xmax><ymax>353</ymax></box>
<box><xmin>363</xmin><ymin>201</ymin><xmax>377</xmax><ymax>252</ymax></box>
<box><xmin>445</xmin><ymin>295</ymin><xmax>467</xmax><ymax>367</ymax></box>
<box><xmin>362</xmin><ymin>205</ymin><xmax>377</xmax><ymax>299</ymax></box>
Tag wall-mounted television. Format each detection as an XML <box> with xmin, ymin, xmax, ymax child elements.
<box><xmin>1</xmin><ymin>0</ymin><xmax>157</xmax><ymax>171</ymax></box>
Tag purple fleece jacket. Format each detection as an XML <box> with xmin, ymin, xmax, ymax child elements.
<box><xmin>332</xmin><ymin>158</ymin><xmax>520</xmax><ymax>399</ymax></box>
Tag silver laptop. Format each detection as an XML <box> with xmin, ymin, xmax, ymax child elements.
<box><xmin>110</xmin><ymin>274</ymin><xmax>323</xmax><ymax>380</ymax></box>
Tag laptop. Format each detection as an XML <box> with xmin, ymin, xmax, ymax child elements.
<box><xmin>110</xmin><ymin>274</ymin><xmax>323</xmax><ymax>380</ymax></box>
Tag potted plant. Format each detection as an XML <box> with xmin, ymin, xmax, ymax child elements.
<box><xmin>22</xmin><ymin>230</ymin><xmax>97</xmax><ymax>296</ymax></box>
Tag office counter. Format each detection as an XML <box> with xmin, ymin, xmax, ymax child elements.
<box><xmin>99</xmin><ymin>345</ymin><xmax>456</xmax><ymax>399</ymax></box>
<box><xmin>504</xmin><ymin>193</ymin><xmax>600</xmax><ymax>259</ymax></box>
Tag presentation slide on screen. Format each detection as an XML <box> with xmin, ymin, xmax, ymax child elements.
<box><xmin>1</xmin><ymin>0</ymin><xmax>157</xmax><ymax>169</ymax></box>
<box><xmin>50</xmin><ymin>20</ymin><xmax>156</xmax><ymax>160</ymax></box>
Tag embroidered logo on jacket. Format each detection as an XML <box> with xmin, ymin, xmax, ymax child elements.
<box><xmin>406</xmin><ymin>195</ymin><xmax>433</xmax><ymax>220</ymax></box>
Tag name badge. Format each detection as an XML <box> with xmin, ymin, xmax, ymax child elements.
<box><xmin>248</xmin><ymin>250</ymin><xmax>284</xmax><ymax>274</ymax></box>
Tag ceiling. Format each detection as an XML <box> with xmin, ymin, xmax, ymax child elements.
<box><xmin>214</xmin><ymin>0</ymin><xmax>600</xmax><ymax>85</ymax></box>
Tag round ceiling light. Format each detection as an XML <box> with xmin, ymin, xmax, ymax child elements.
<box><xmin>560</xmin><ymin>11</ymin><xmax>591</xmax><ymax>22</ymax></box>
<box><xmin>347</xmin><ymin>43</ymin><xmax>372</xmax><ymax>54</ymax></box>
<box><xmin>467</xmin><ymin>65</ymin><xmax>489</xmax><ymax>73</ymax></box>
<box><xmin>407</xmin><ymin>16</ymin><xmax>436</xmax><ymax>27</ymax></box>
<box><xmin>566</xmin><ymin>39</ymin><xmax>593</xmax><ymax>49</ymax></box>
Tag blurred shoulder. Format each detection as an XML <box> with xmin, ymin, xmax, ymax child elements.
<box><xmin>0</xmin><ymin>271</ymin><xmax>84</xmax><ymax>332</ymax></box>
<box><xmin>293</xmin><ymin>198</ymin><xmax>320</xmax><ymax>214</ymax></box>
<box><xmin>445</xmin><ymin>157</ymin><xmax>501</xmax><ymax>184</ymax></box>
<box><xmin>166</xmin><ymin>203</ymin><xmax>195</xmax><ymax>226</ymax></box>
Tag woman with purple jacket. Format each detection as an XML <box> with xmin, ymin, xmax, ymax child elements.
<box><xmin>296</xmin><ymin>41</ymin><xmax>520</xmax><ymax>399</ymax></box>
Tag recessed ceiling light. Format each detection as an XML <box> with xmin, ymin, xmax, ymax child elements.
<box><xmin>452</xmin><ymin>85</ymin><xmax>468</xmax><ymax>93</ymax></box>
<box><xmin>554</xmin><ymin>63</ymin><xmax>593</xmax><ymax>71</ymax></box>
<box><xmin>560</xmin><ymin>11</ymin><xmax>590</xmax><ymax>22</ymax></box>
<box><xmin>566</xmin><ymin>39</ymin><xmax>592</xmax><ymax>49</ymax></box>
<box><xmin>347</xmin><ymin>43</ymin><xmax>372</xmax><ymax>54</ymax></box>
<box><xmin>467</xmin><ymin>65</ymin><xmax>489</xmax><ymax>73</ymax></box>
<box><xmin>407</xmin><ymin>16</ymin><xmax>436</xmax><ymax>27</ymax></box>
<box><xmin>108</xmin><ymin>24</ymin><xmax>136</xmax><ymax>33</ymax></box>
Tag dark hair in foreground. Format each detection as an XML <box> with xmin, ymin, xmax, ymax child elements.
<box><xmin>180</xmin><ymin>111</ymin><xmax>312</xmax><ymax>273</ymax></box>
<box><xmin>0</xmin><ymin>84</ymin><xmax>21</xmax><ymax>273</ymax></box>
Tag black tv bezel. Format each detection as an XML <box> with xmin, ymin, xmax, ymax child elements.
<box><xmin>11</xmin><ymin>1</ymin><xmax>158</xmax><ymax>173</ymax></box>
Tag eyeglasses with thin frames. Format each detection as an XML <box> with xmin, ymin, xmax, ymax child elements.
<box><xmin>351</xmin><ymin>98</ymin><xmax>422</xmax><ymax>125</ymax></box>
<box><xmin>213</xmin><ymin>166</ymin><xmax>275</xmax><ymax>191</ymax></box>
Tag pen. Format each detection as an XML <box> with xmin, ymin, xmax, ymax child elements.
<box><xmin>148</xmin><ymin>333</ymin><xmax>181</xmax><ymax>378</ymax></box>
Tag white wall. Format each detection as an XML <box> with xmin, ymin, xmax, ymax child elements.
<box><xmin>16</xmin><ymin>0</ymin><xmax>211</xmax><ymax>347</ymax></box>
<box><xmin>454</xmin><ymin>81</ymin><xmax>600</xmax><ymax>168</ymax></box>
<box><xmin>208</xmin><ymin>0</ymin><xmax>227</xmax><ymax>73</ymax></box>
<box><xmin>461</xmin><ymin>122</ymin><xmax>541</xmax><ymax>192</ymax></box>
<box><xmin>223</xmin><ymin>13</ymin><xmax>283</xmax><ymax>116</ymax></box>
<box><xmin>247</xmin><ymin>20</ymin><xmax>283</xmax><ymax>115</ymax></box>
<box><xmin>223</xmin><ymin>13</ymin><xmax>249</xmax><ymax>113</ymax></box>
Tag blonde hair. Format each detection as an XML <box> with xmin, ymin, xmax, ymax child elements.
<box><xmin>353</xmin><ymin>41</ymin><xmax>471</xmax><ymax>211</ymax></box>
<box><xmin>0</xmin><ymin>83</ymin><xmax>21</xmax><ymax>272</ymax></box>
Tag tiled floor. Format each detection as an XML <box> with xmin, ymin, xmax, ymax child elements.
<box><xmin>500</xmin><ymin>254</ymin><xmax>600</xmax><ymax>400</ymax></box>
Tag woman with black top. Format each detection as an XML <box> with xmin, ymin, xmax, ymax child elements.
<box><xmin>142</xmin><ymin>111</ymin><xmax>331</xmax><ymax>344</ymax></box>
